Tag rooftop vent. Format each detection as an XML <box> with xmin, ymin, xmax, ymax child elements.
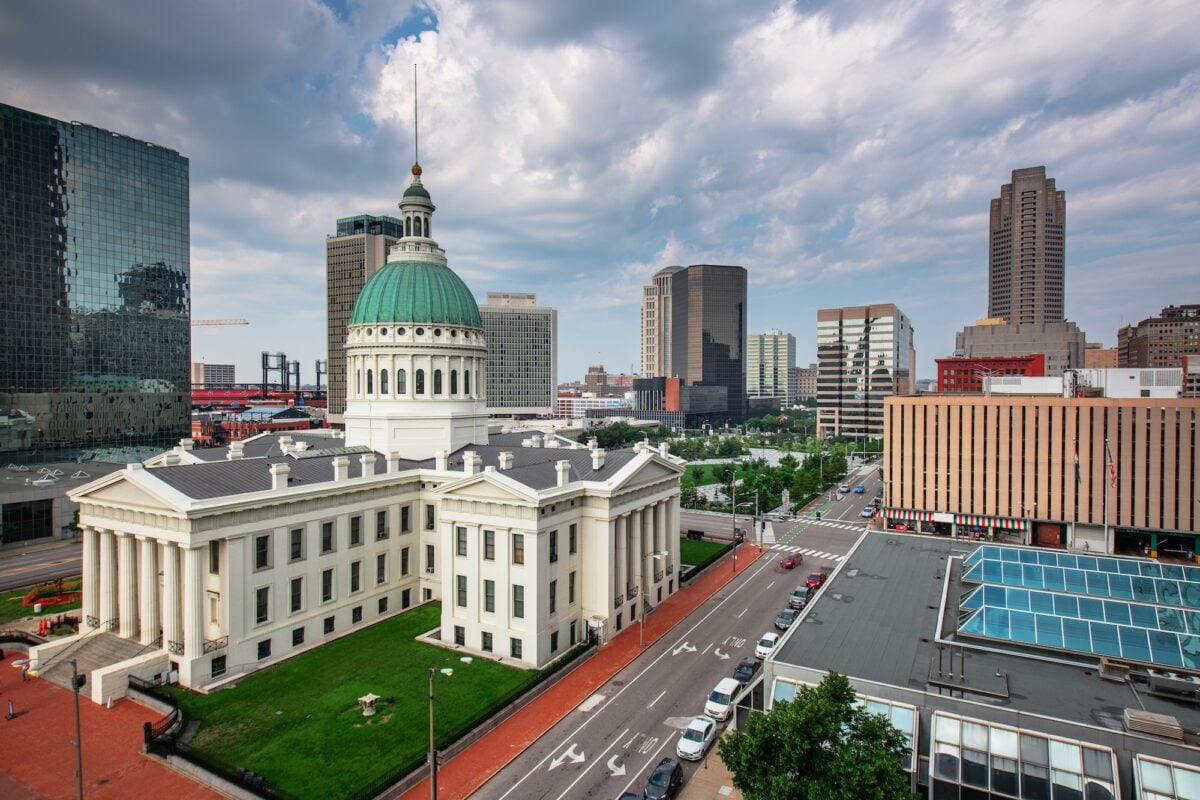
<box><xmin>1123</xmin><ymin>708</ymin><xmax>1184</xmax><ymax>740</ymax></box>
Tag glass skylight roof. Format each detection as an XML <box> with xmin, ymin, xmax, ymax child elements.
<box><xmin>964</xmin><ymin>556</ymin><xmax>1200</xmax><ymax>609</ymax></box>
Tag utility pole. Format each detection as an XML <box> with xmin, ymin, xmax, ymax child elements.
<box><xmin>70</xmin><ymin>659</ymin><xmax>86</xmax><ymax>800</ymax></box>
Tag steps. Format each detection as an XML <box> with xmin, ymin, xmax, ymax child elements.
<box><xmin>39</xmin><ymin>632</ymin><xmax>151</xmax><ymax>689</ymax></box>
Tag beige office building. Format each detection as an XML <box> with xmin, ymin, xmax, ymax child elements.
<box><xmin>882</xmin><ymin>395</ymin><xmax>1200</xmax><ymax>558</ymax></box>
<box><xmin>748</xmin><ymin>329</ymin><xmax>796</xmax><ymax>404</ymax></box>
<box><xmin>1117</xmin><ymin>304</ymin><xmax>1200</xmax><ymax>368</ymax></box>
<box><xmin>988</xmin><ymin>166</ymin><xmax>1066</xmax><ymax>325</ymax></box>
<box><xmin>640</xmin><ymin>266</ymin><xmax>682</xmax><ymax>377</ymax></box>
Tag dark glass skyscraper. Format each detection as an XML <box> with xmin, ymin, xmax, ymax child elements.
<box><xmin>669</xmin><ymin>264</ymin><xmax>748</xmax><ymax>421</ymax></box>
<box><xmin>1</xmin><ymin>103</ymin><xmax>190</xmax><ymax>458</ymax></box>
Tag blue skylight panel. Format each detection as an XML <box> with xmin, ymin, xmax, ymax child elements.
<box><xmin>1090</xmin><ymin>623</ymin><xmax>1121</xmax><ymax>657</ymax></box>
<box><xmin>1118</xmin><ymin>626</ymin><xmax>1151</xmax><ymax>662</ymax></box>
<box><xmin>1035</xmin><ymin>614</ymin><xmax>1064</xmax><ymax>648</ymax></box>
<box><xmin>1148</xmin><ymin>630</ymin><xmax>1184</xmax><ymax>668</ymax></box>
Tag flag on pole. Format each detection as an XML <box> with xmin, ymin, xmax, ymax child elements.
<box><xmin>1105</xmin><ymin>443</ymin><xmax>1117</xmax><ymax>489</ymax></box>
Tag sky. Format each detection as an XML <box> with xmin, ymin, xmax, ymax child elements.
<box><xmin>2</xmin><ymin>0</ymin><xmax>1199</xmax><ymax>384</ymax></box>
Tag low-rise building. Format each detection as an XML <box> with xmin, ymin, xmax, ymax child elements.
<box><xmin>956</xmin><ymin>319</ymin><xmax>1086</xmax><ymax>377</ymax></box>
<box><xmin>936</xmin><ymin>354</ymin><xmax>1045</xmax><ymax>393</ymax></box>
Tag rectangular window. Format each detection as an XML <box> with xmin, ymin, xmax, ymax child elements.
<box><xmin>378</xmin><ymin>596</ymin><xmax>388</xmax><ymax>614</ymax></box>
<box><xmin>376</xmin><ymin>510</ymin><xmax>388</xmax><ymax>540</ymax></box>
<box><xmin>569</xmin><ymin>571</ymin><xmax>576</xmax><ymax>604</ymax></box>
<box><xmin>292</xmin><ymin>627</ymin><xmax>304</xmax><ymax>647</ymax></box>
<box><xmin>208</xmin><ymin>593</ymin><xmax>220</xmax><ymax>625</ymax></box>
<box><xmin>549</xmin><ymin>580</ymin><xmax>557</xmax><ymax>613</ymax></box>
<box><xmin>321</xmin><ymin>568</ymin><xmax>334</xmax><ymax>603</ymax></box>
<box><xmin>484</xmin><ymin>530</ymin><xmax>495</xmax><ymax>561</ymax></box>
<box><xmin>256</xmin><ymin>586</ymin><xmax>269</xmax><ymax>624</ymax></box>
<box><xmin>401</xmin><ymin>505</ymin><xmax>411</xmax><ymax>533</ymax></box>
<box><xmin>510</xmin><ymin>638</ymin><xmax>522</xmax><ymax>659</ymax></box>
<box><xmin>402</xmin><ymin>588</ymin><xmax>411</xmax><ymax>609</ymax></box>
<box><xmin>209</xmin><ymin>542</ymin><xmax>220</xmax><ymax>575</ymax></box>
<box><xmin>484</xmin><ymin>579</ymin><xmax>495</xmax><ymax>613</ymax></box>
<box><xmin>454</xmin><ymin>625</ymin><xmax>465</xmax><ymax>646</ymax></box>
<box><xmin>350</xmin><ymin>560</ymin><xmax>362</xmax><ymax>593</ymax></box>
<box><xmin>456</xmin><ymin>526</ymin><xmax>467</xmax><ymax>557</ymax></box>
<box><xmin>569</xmin><ymin>524</ymin><xmax>577</xmax><ymax>555</ymax></box>
<box><xmin>549</xmin><ymin>530</ymin><xmax>558</xmax><ymax>563</ymax></box>
<box><xmin>424</xmin><ymin>504</ymin><xmax>435</xmax><ymax>530</ymax></box>
<box><xmin>254</xmin><ymin>534</ymin><xmax>271</xmax><ymax>570</ymax></box>
<box><xmin>323</xmin><ymin>615</ymin><xmax>335</xmax><ymax>634</ymax></box>
<box><xmin>550</xmin><ymin>631</ymin><xmax>559</xmax><ymax>653</ymax></box>
<box><xmin>425</xmin><ymin>544</ymin><xmax>435</xmax><ymax>573</ymax></box>
<box><xmin>570</xmin><ymin>620</ymin><xmax>577</xmax><ymax>646</ymax></box>
<box><xmin>290</xmin><ymin>577</ymin><xmax>303</xmax><ymax>613</ymax></box>
<box><xmin>376</xmin><ymin>553</ymin><xmax>387</xmax><ymax>585</ymax></box>
<box><xmin>481</xmin><ymin>632</ymin><xmax>493</xmax><ymax>652</ymax></box>
<box><xmin>289</xmin><ymin>528</ymin><xmax>304</xmax><ymax>562</ymax></box>
<box><xmin>513</xmin><ymin>584</ymin><xmax>525</xmax><ymax>618</ymax></box>
<box><xmin>321</xmin><ymin>521</ymin><xmax>335</xmax><ymax>554</ymax></box>
<box><xmin>350</xmin><ymin>516</ymin><xmax>362</xmax><ymax>546</ymax></box>
<box><xmin>211</xmin><ymin>655</ymin><xmax>227</xmax><ymax>678</ymax></box>
<box><xmin>352</xmin><ymin>605</ymin><xmax>363</xmax><ymax>624</ymax></box>
<box><xmin>456</xmin><ymin>574</ymin><xmax>467</xmax><ymax>607</ymax></box>
<box><xmin>512</xmin><ymin>534</ymin><xmax>525</xmax><ymax>565</ymax></box>
<box><xmin>257</xmin><ymin>639</ymin><xmax>271</xmax><ymax>660</ymax></box>
<box><xmin>401</xmin><ymin>547</ymin><xmax>410</xmax><ymax>575</ymax></box>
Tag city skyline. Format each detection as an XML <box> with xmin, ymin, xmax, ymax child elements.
<box><xmin>3</xmin><ymin>1</ymin><xmax>1198</xmax><ymax>383</ymax></box>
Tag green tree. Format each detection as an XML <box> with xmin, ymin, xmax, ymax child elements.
<box><xmin>718</xmin><ymin>672</ymin><xmax>914</xmax><ymax>800</ymax></box>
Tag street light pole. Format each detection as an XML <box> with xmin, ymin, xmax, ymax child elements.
<box><xmin>639</xmin><ymin>551</ymin><xmax>669</xmax><ymax>648</ymax></box>
<box><xmin>429</xmin><ymin>656</ymin><xmax>473</xmax><ymax>799</ymax></box>
<box><xmin>71</xmin><ymin>659</ymin><xmax>84</xmax><ymax>800</ymax></box>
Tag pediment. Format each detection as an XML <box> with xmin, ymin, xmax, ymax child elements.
<box><xmin>438</xmin><ymin>473</ymin><xmax>535</xmax><ymax>503</ymax></box>
<box><xmin>81</xmin><ymin>477</ymin><xmax>179</xmax><ymax>513</ymax></box>
<box><xmin>613</xmin><ymin>457</ymin><xmax>683</xmax><ymax>491</ymax></box>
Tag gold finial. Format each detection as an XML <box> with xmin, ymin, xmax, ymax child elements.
<box><xmin>411</xmin><ymin>162</ymin><xmax>422</xmax><ymax>177</ymax></box>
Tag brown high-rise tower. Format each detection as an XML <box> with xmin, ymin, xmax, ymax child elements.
<box><xmin>988</xmin><ymin>166</ymin><xmax>1066</xmax><ymax>324</ymax></box>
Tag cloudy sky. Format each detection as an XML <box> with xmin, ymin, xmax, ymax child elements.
<box><xmin>3</xmin><ymin>0</ymin><xmax>1199</xmax><ymax>384</ymax></box>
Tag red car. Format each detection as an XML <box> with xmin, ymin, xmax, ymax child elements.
<box><xmin>779</xmin><ymin>553</ymin><xmax>802</xmax><ymax>570</ymax></box>
<box><xmin>805</xmin><ymin>571</ymin><xmax>828</xmax><ymax>589</ymax></box>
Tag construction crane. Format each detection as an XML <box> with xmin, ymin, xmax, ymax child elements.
<box><xmin>192</xmin><ymin>319</ymin><xmax>249</xmax><ymax>327</ymax></box>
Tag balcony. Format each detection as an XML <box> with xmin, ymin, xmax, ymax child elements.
<box><xmin>203</xmin><ymin>636</ymin><xmax>229</xmax><ymax>654</ymax></box>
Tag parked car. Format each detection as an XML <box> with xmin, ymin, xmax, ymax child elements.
<box><xmin>675</xmin><ymin>716</ymin><xmax>717</xmax><ymax>761</ymax></box>
<box><xmin>854</xmin><ymin>484</ymin><xmax>865</xmax><ymax>494</ymax></box>
<box><xmin>775</xmin><ymin>608</ymin><xmax>799</xmax><ymax>630</ymax></box>
<box><xmin>789</xmin><ymin>586</ymin><xmax>809</xmax><ymax>609</ymax></box>
<box><xmin>755</xmin><ymin>631</ymin><xmax>780</xmax><ymax>659</ymax></box>
<box><xmin>733</xmin><ymin>656</ymin><xmax>761</xmax><ymax>686</ymax></box>
<box><xmin>779</xmin><ymin>553</ymin><xmax>802</xmax><ymax>570</ymax></box>
<box><xmin>704</xmin><ymin>677</ymin><xmax>742</xmax><ymax>721</ymax></box>
<box><xmin>806</xmin><ymin>571</ymin><xmax>828</xmax><ymax>590</ymax></box>
<box><xmin>643</xmin><ymin>757</ymin><xmax>685</xmax><ymax>799</ymax></box>
<box><xmin>838</xmin><ymin>483</ymin><xmax>851</xmax><ymax>493</ymax></box>
<box><xmin>860</xmin><ymin>506</ymin><xmax>874</xmax><ymax>518</ymax></box>
<box><xmin>618</xmin><ymin>794</ymin><xmax>642</xmax><ymax>800</ymax></box>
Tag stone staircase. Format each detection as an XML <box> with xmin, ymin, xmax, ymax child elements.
<box><xmin>38</xmin><ymin>632</ymin><xmax>152</xmax><ymax>689</ymax></box>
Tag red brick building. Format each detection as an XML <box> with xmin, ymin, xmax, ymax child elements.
<box><xmin>936</xmin><ymin>354</ymin><xmax>1045</xmax><ymax>393</ymax></box>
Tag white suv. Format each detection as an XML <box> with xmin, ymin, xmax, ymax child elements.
<box><xmin>755</xmin><ymin>632</ymin><xmax>780</xmax><ymax>659</ymax></box>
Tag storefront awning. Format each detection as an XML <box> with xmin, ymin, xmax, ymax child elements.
<box><xmin>886</xmin><ymin>508</ymin><xmax>934</xmax><ymax>522</ymax></box>
<box><xmin>954</xmin><ymin>514</ymin><xmax>1029</xmax><ymax>530</ymax></box>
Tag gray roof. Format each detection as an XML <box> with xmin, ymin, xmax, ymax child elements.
<box><xmin>776</xmin><ymin>534</ymin><xmax>1200</xmax><ymax>735</ymax></box>
<box><xmin>1</xmin><ymin>460</ymin><xmax>124</xmax><ymax>498</ymax></box>
<box><xmin>145</xmin><ymin>433</ymin><xmax>642</xmax><ymax>501</ymax></box>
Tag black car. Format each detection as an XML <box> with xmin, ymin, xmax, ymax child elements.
<box><xmin>643</xmin><ymin>757</ymin><xmax>684</xmax><ymax>799</ymax></box>
<box><xmin>775</xmin><ymin>608</ymin><xmax>799</xmax><ymax>630</ymax></box>
<box><xmin>733</xmin><ymin>656</ymin><xmax>761</xmax><ymax>686</ymax></box>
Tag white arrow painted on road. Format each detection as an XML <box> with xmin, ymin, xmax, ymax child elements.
<box><xmin>607</xmin><ymin>754</ymin><xmax>626</xmax><ymax>777</ymax></box>
<box><xmin>713</xmin><ymin>647</ymin><xmax>731</xmax><ymax>660</ymax></box>
<box><xmin>549</xmin><ymin>743</ymin><xmax>586</xmax><ymax>771</ymax></box>
<box><xmin>672</xmin><ymin>641</ymin><xmax>697</xmax><ymax>656</ymax></box>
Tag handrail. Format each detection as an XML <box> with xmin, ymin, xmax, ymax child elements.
<box><xmin>36</xmin><ymin>617</ymin><xmax>120</xmax><ymax>671</ymax></box>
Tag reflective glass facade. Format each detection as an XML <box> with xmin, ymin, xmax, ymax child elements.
<box><xmin>669</xmin><ymin>264</ymin><xmax>747</xmax><ymax>421</ymax></box>
<box><xmin>1</xmin><ymin>103</ymin><xmax>190</xmax><ymax>458</ymax></box>
<box><xmin>816</xmin><ymin>304</ymin><xmax>914</xmax><ymax>437</ymax></box>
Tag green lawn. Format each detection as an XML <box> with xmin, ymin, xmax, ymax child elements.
<box><xmin>170</xmin><ymin>603</ymin><xmax>544</xmax><ymax>800</ymax></box>
<box><xmin>679</xmin><ymin>538</ymin><xmax>727</xmax><ymax>567</ymax></box>
<box><xmin>0</xmin><ymin>578</ymin><xmax>82</xmax><ymax>626</ymax></box>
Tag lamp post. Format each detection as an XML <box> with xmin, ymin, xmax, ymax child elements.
<box><xmin>429</xmin><ymin>655</ymin><xmax>473</xmax><ymax>800</ymax></box>
<box><xmin>640</xmin><ymin>551</ymin><xmax>669</xmax><ymax>648</ymax></box>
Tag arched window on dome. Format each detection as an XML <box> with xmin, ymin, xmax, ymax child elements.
<box><xmin>397</xmin><ymin>369</ymin><xmax>407</xmax><ymax>395</ymax></box>
<box><xmin>380</xmin><ymin>368</ymin><xmax>389</xmax><ymax>395</ymax></box>
<box><xmin>425</xmin><ymin>216</ymin><xmax>431</xmax><ymax>237</ymax></box>
<box><xmin>464</xmin><ymin>368</ymin><xmax>471</xmax><ymax>396</ymax></box>
<box><xmin>366</xmin><ymin>369</ymin><xmax>374</xmax><ymax>395</ymax></box>
<box><xmin>414</xmin><ymin>216</ymin><xmax>423</xmax><ymax>237</ymax></box>
<box><xmin>405</xmin><ymin>216</ymin><xmax>411</xmax><ymax>237</ymax></box>
<box><xmin>416</xmin><ymin>369</ymin><xmax>425</xmax><ymax>395</ymax></box>
<box><xmin>475</xmin><ymin>368</ymin><xmax>481</xmax><ymax>397</ymax></box>
<box><xmin>450</xmin><ymin>370</ymin><xmax>458</xmax><ymax>395</ymax></box>
<box><xmin>433</xmin><ymin>369</ymin><xmax>443</xmax><ymax>394</ymax></box>
<box><xmin>356</xmin><ymin>369</ymin><xmax>361</xmax><ymax>395</ymax></box>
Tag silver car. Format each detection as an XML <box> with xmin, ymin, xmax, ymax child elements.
<box><xmin>676</xmin><ymin>716</ymin><xmax>716</xmax><ymax>761</ymax></box>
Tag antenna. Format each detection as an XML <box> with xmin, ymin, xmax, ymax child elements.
<box><xmin>413</xmin><ymin>63</ymin><xmax>419</xmax><ymax>165</ymax></box>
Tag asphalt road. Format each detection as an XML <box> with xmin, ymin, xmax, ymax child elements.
<box><xmin>0</xmin><ymin>540</ymin><xmax>82</xmax><ymax>592</ymax></box>
<box><xmin>472</xmin><ymin>505</ymin><xmax>864</xmax><ymax>798</ymax></box>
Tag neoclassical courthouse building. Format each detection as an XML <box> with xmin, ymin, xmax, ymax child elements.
<box><xmin>36</xmin><ymin>164</ymin><xmax>683</xmax><ymax>701</ymax></box>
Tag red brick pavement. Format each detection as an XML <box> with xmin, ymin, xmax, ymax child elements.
<box><xmin>398</xmin><ymin>543</ymin><xmax>766</xmax><ymax>800</ymax></box>
<box><xmin>0</xmin><ymin>660</ymin><xmax>224</xmax><ymax>800</ymax></box>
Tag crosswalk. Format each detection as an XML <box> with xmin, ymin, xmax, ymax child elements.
<box><xmin>793</xmin><ymin>517</ymin><xmax>864</xmax><ymax>532</ymax></box>
<box><xmin>770</xmin><ymin>544</ymin><xmax>845</xmax><ymax>562</ymax></box>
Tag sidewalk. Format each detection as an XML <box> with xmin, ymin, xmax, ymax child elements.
<box><xmin>679</xmin><ymin>745</ymin><xmax>743</xmax><ymax>800</ymax></box>
<box><xmin>396</xmin><ymin>544</ymin><xmax>766</xmax><ymax>800</ymax></box>
<box><xmin>0</xmin><ymin>657</ymin><xmax>224</xmax><ymax>800</ymax></box>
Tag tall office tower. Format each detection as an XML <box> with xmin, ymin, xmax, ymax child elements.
<box><xmin>748</xmin><ymin>329</ymin><xmax>796</xmax><ymax>404</ymax></box>
<box><xmin>641</xmin><ymin>265</ymin><xmax>682</xmax><ymax>377</ymax></box>
<box><xmin>1</xmin><ymin>103</ymin><xmax>190</xmax><ymax>458</ymax></box>
<box><xmin>816</xmin><ymin>304</ymin><xmax>914</xmax><ymax>438</ymax></box>
<box><xmin>190</xmin><ymin>363</ymin><xmax>236</xmax><ymax>387</ymax></box>
<box><xmin>670</xmin><ymin>264</ymin><xmax>748</xmax><ymax>421</ymax></box>
<box><xmin>1117</xmin><ymin>304</ymin><xmax>1200</xmax><ymax>368</ymax></box>
<box><xmin>988</xmin><ymin>166</ymin><xmax>1066</xmax><ymax>324</ymax></box>
<box><xmin>325</xmin><ymin>215</ymin><xmax>404</xmax><ymax>421</ymax></box>
<box><xmin>480</xmin><ymin>292</ymin><xmax>557</xmax><ymax>416</ymax></box>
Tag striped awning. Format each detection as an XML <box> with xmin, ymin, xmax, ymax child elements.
<box><xmin>954</xmin><ymin>514</ymin><xmax>1029</xmax><ymax>530</ymax></box>
<box><xmin>886</xmin><ymin>508</ymin><xmax>934</xmax><ymax>522</ymax></box>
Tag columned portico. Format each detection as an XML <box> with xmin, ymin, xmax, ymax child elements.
<box><xmin>629</xmin><ymin>510</ymin><xmax>642</xmax><ymax>604</ymax></box>
<box><xmin>117</xmin><ymin>533</ymin><xmax>139</xmax><ymax>639</ymax></box>
<box><xmin>162</xmin><ymin>542</ymin><xmax>182</xmax><ymax>655</ymax></box>
<box><xmin>98</xmin><ymin>530</ymin><xmax>118</xmax><ymax>631</ymax></box>
<box><xmin>180</xmin><ymin>546</ymin><xmax>205</xmax><ymax>684</ymax></box>
<box><xmin>82</xmin><ymin>526</ymin><xmax>100</xmax><ymax>630</ymax></box>
<box><xmin>138</xmin><ymin>536</ymin><xmax>160</xmax><ymax>645</ymax></box>
<box><xmin>614</xmin><ymin>516</ymin><xmax>627</xmax><ymax>604</ymax></box>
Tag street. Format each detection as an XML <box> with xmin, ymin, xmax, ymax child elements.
<box><xmin>0</xmin><ymin>540</ymin><xmax>82</xmax><ymax>592</ymax></box>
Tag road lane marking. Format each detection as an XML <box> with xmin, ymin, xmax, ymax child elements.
<box><xmin>617</xmin><ymin>729</ymin><xmax>676</xmax><ymax>798</ymax></box>
<box><xmin>607</xmin><ymin>754</ymin><xmax>626</xmax><ymax>777</ymax></box>
<box><xmin>700</xmin><ymin>643</ymin><xmax>712</xmax><ymax>655</ymax></box>
<box><xmin>647</xmin><ymin>690</ymin><xmax>666</xmax><ymax>709</ymax></box>
<box><xmin>553</xmin><ymin>728</ymin><xmax>630</xmax><ymax>800</ymax></box>
<box><xmin>493</xmin><ymin>556</ymin><xmax>775</xmax><ymax>800</ymax></box>
<box><xmin>548</xmin><ymin>742</ymin><xmax>586</xmax><ymax>771</ymax></box>
<box><xmin>736</xmin><ymin>608</ymin><xmax>747</xmax><ymax>618</ymax></box>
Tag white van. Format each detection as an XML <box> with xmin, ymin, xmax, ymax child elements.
<box><xmin>704</xmin><ymin>677</ymin><xmax>742</xmax><ymax>721</ymax></box>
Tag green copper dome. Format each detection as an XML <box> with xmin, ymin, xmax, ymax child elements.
<box><xmin>349</xmin><ymin>260</ymin><xmax>482</xmax><ymax>328</ymax></box>
<box><xmin>403</xmin><ymin>183</ymin><xmax>431</xmax><ymax>200</ymax></box>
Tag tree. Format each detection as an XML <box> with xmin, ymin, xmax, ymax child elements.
<box><xmin>718</xmin><ymin>672</ymin><xmax>914</xmax><ymax>800</ymax></box>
